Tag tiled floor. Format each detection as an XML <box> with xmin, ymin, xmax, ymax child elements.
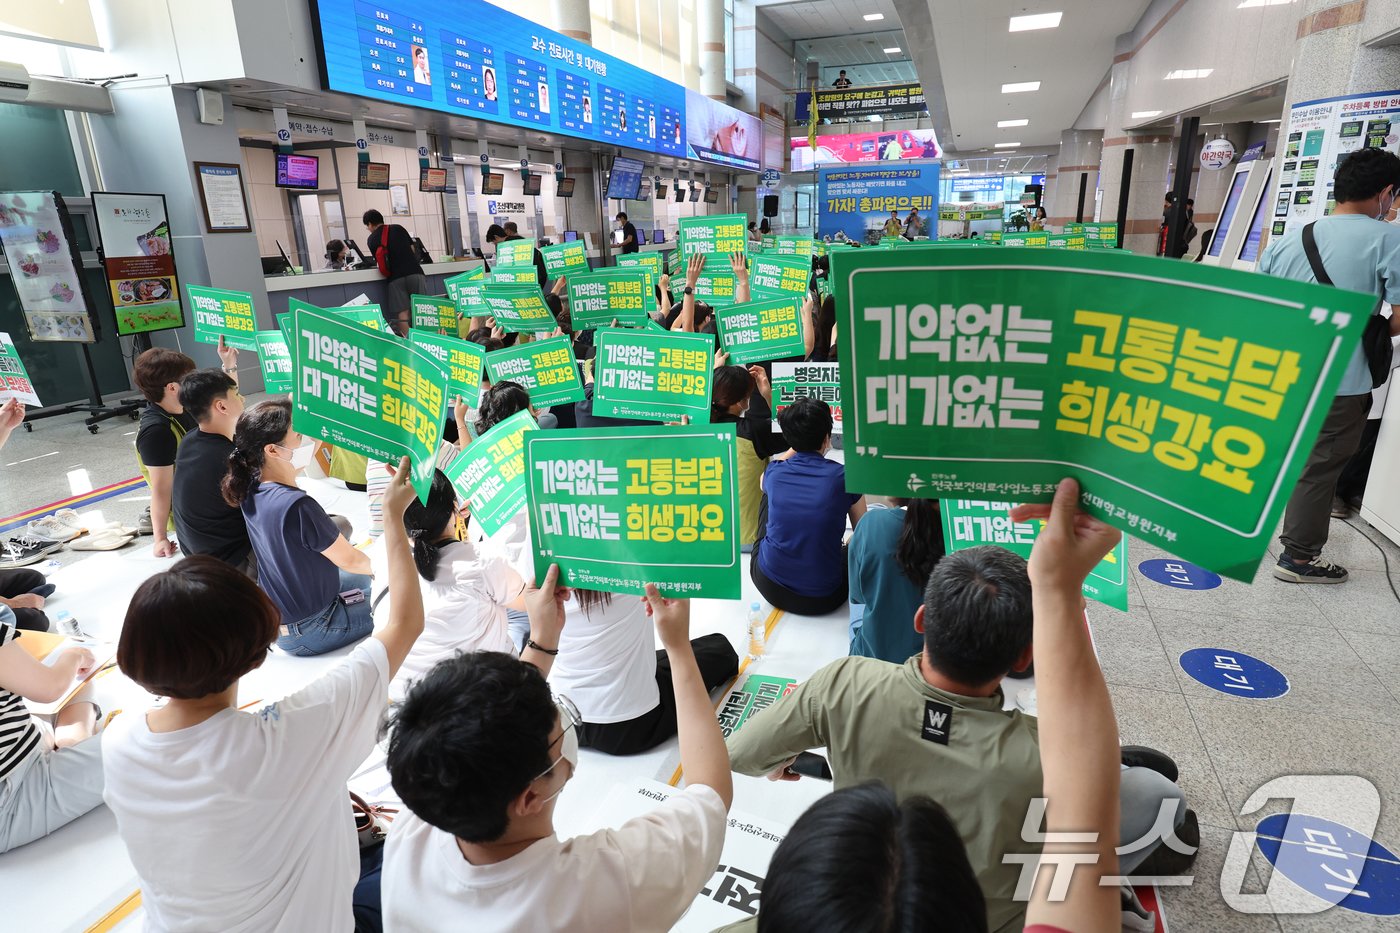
<box><xmin>3</xmin><ymin>406</ymin><xmax>1400</xmax><ymax>931</ymax></box>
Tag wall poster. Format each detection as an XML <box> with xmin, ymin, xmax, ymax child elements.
<box><xmin>92</xmin><ymin>192</ymin><xmax>186</xmax><ymax>338</ymax></box>
<box><xmin>0</xmin><ymin>191</ymin><xmax>99</xmax><ymax>342</ymax></box>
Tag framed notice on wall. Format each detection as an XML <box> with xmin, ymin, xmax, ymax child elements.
<box><xmin>0</xmin><ymin>191</ymin><xmax>99</xmax><ymax>343</ymax></box>
<box><xmin>91</xmin><ymin>192</ymin><xmax>186</xmax><ymax>338</ymax></box>
<box><xmin>193</xmin><ymin>161</ymin><xmax>252</xmax><ymax>233</ymax></box>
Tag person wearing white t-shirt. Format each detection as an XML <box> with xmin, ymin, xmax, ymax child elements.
<box><xmin>381</xmin><ymin>587</ymin><xmax>733</xmax><ymax>932</ymax></box>
<box><xmin>549</xmin><ymin>588</ymin><xmax>737</xmax><ymax>755</ymax></box>
<box><xmin>100</xmin><ymin>459</ymin><xmax>428</xmax><ymax>933</ymax></box>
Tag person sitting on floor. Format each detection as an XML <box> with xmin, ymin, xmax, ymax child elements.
<box><xmin>101</xmin><ymin>459</ymin><xmax>424</xmax><ymax>932</ymax></box>
<box><xmin>750</xmin><ymin>397</ymin><xmax>865</xmax><ymax>615</ymax></box>
<box><xmin>221</xmin><ymin>399</ymin><xmax>374</xmax><ymax>657</ymax></box>
<box><xmin>172</xmin><ymin>369</ymin><xmax>255</xmax><ymax>578</ymax></box>
<box><xmin>848</xmin><ymin>497</ymin><xmax>944</xmax><ymax>664</ymax></box>
<box><xmin>727</xmin><ymin>537</ymin><xmax>1191</xmax><ymax>933</ymax></box>
<box><xmin>709</xmin><ymin>364</ymin><xmax>785</xmax><ymax>551</ymax></box>
<box><xmin>547</xmin><ymin>587</ymin><xmax>738</xmax><ymax>755</ymax></box>
<box><xmin>380</xmin><ymin>584</ymin><xmax>731</xmax><ymax>931</ymax></box>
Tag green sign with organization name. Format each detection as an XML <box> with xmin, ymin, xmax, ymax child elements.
<box><xmin>714</xmin><ymin>297</ymin><xmax>804</xmax><ymax>365</ymax></box>
<box><xmin>188</xmin><ymin>285</ymin><xmax>258</xmax><ymax>351</ymax></box>
<box><xmin>444</xmin><ymin>408</ymin><xmax>537</xmax><ymax>537</ymax></box>
<box><xmin>411</xmin><ymin>294</ymin><xmax>457</xmax><ymax>333</ymax></box>
<box><xmin>483</xmin><ymin>334</ymin><xmax>584</xmax><ymax>407</ymax></box>
<box><xmin>592</xmin><ymin>328</ymin><xmax>714</xmax><ymax>423</ymax></box>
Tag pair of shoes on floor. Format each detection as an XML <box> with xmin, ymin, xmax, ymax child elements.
<box><xmin>1273</xmin><ymin>553</ymin><xmax>1348</xmax><ymax>584</ymax></box>
<box><xmin>68</xmin><ymin>528</ymin><xmax>137</xmax><ymax>551</ymax></box>
<box><xmin>0</xmin><ymin>537</ymin><xmax>53</xmax><ymax>569</ymax></box>
<box><xmin>26</xmin><ymin>509</ymin><xmax>140</xmax><ymax>544</ymax></box>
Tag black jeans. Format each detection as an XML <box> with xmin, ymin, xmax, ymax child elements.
<box><xmin>578</xmin><ymin>634</ymin><xmax>739</xmax><ymax>756</ymax></box>
<box><xmin>1280</xmin><ymin>394</ymin><xmax>1371</xmax><ymax>560</ymax></box>
<box><xmin>0</xmin><ymin>568</ymin><xmax>49</xmax><ymax>632</ymax></box>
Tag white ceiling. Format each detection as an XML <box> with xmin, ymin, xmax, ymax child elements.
<box><xmin>756</xmin><ymin>0</ymin><xmax>905</xmax><ymax>42</ymax></box>
<box><xmin>795</xmin><ymin>30</ymin><xmax>919</xmax><ymax>87</ymax></box>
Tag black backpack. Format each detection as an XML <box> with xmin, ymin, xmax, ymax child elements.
<box><xmin>1301</xmin><ymin>222</ymin><xmax>1394</xmax><ymax>389</ymax></box>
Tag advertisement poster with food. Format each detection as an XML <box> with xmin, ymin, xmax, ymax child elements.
<box><xmin>92</xmin><ymin>192</ymin><xmax>186</xmax><ymax>337</ymax></box>
<box><xmin>0</xmin><ymin>191</ymin><xmax>97</xmax><ymax>343</ymax></box>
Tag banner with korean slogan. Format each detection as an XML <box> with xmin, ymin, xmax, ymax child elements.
<box><xmin>715</xmin><ymin>297</ymin><xmax>805</xmax><ymax>366</ymax></box>
<box><xmin>443</xmin><ymin>266</ymin><xmax>484</xmax><ymax>303</ymax></box>
<box><xmin>481</xmin><ymin>283</ymin><xmax>558</xmax><ymax>334</ymax></box>
<box><xmin>540</xmin><ymin>241</ymin><xmax>590</xmax><ymax>278</ymax></box>
<box><xmin>525</xmin><ymin>425</ymin><xmax>741</xmax><ymax>598</ymax></box>
<box><xmin>1047</xmin><ymin>233</ymin><xmax>1086</xmax><ymax>250</ymax></box>
<box><xmin>1081</xmin><ymin>222</ymin><xmax>1118</xmax><ymax>248</ymax></box>
<box><xmin>772</xmin><ymin>236</ymin><xmax>814</xmax><ymax>258</ymax></box>
<box><xmin>1000</xmin><ymin>232</ymin><xmax>1049</xmax><ymax>247</ymax></box>
<box><xmin>254</xmin><ymin>331</ymin><xmax>293</xmax><ymax>394</ymax></box>
<box><xmin>616</xmin><ymin>251</ymin><xmax>665</xmax><ymax>279</ymax></box>
<box><xmin>495</xmin><ymin>240</ymin><xmax>536</xmax><ymax>266</ymax></box>
<box><xmin>188</xmin><ymin>285</ymin><xmax>258</xmax><ymax>351</ymax></box>
<box><xmin>444</xmin><ymin>409</ymin><xmax>537</xmax><ymax>538</ymax></box>
<box><xmin>678</xmin><ymin>213</ymin><xmax>749</xmax><ymax>259</ymax></box>
<box><xmin>940</xmin><ymin>499</ymin><xmax>1129</xmax><ymax>610</ymax></box>
<box><xmin>749</xmin><ymin>253</ymin><xmax>811</xmax><ymax>301</ymax></box>
<box><xmin>335</xmin><ymin>306</ymin><xmax>385</xmax><ymax>330</ymax></box>
<box><xmin>484</xmin><ymin>335</ymin><xmax>585</xmax><ymax>407</ymax></box>
<box><xmin>490</xmin><ymin>266</ymin><xmax>542</xmax><ymax>285</ymax></box>
<box><xmin>567</xmin><ymin>269</ymin><xmax>652</xmax><ymax>330</ymax></box>
<box><xmin>411</xmin><ymin>294</ymin><xmax>456</xmax><ymax>334</ymax></box>
<box><xmin>446</xmin><ymin>269</ymin><xmax>488</xmax><ymax>317</ymax></box>
<box><xmin>692</xmin><ymin>256</ymin><xmax>739</xmax><ymax>307</ymax></box>
<box><xmin>593</xmin><ymin>329</ymin><xmax>715</xmax><ymax>423</ymax></box>
<box><xmin>829</xmin><ymin>247</ymin><xmax>1374</xmax><ymax>581</ymax></box>
<box><xmin>291</xmin><ymin>302</ymin><xmax>448</xmax><ymax>502</ymax></box>
<box><xmin>409</xmin><ymin>331</ymin><xmax>485</xmax><ymax>406</ymax></box>
<box><xmin>0</xmin><ymin>333</ymin><xmax>41</xmax><ymax>405</ymax></box>
<box><xmin>771</xmin><ymin>362</ymin><xmax>841</xmax><ymax>434</ymax></box>
<box><xmin>717</xmin><ymin>674</ymin><xmax>798</xmax><ymax>738</ymax></box>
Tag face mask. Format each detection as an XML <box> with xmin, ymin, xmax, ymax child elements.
<box><xmin>537</xmin><ymin>700</ymin><xmax>580</xmax><ymax>804</ymax></box>
<box><xmin>275</xmin><ymin>440</ymin><xmax>314</xmax><ymax>471</ymax></box>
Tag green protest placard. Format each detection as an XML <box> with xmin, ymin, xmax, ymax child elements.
<box><xmin>714</xmin><ymin>297</ymin><xmax>805</xmax><ymax>365</ymax></box>
<box><xmin>567</xmin><ymin>269</ymin><xmax>651</xmax><ymax>330</ymax></box>
<box><xmin>616</xmin><ymin>251</ymin><xmax>665</xmax><ymax>279</ymax></box>
<box><xmin>829</xmin><ymin>246</ymin><xmax>1374</xmax><ymax>581</ymax></box>
<box><xmin>1047</xmin><ymin>233</ymin><xmax>1086</xmax><ymax>250</ymax></box>
<box><xmin>717</xmin><ymin>674</ymin><xmax>798</xmax><ymax>737</ymax></box>
<box><xmin>592</xmin><ymin>329</ymin><xmax>714</xmax><ymax>423</ymax></box>
<box><xmin>984</xmin><ymin>231</ymin><xmax>1003</xmax><ymax>244</ymax></box>
<box><xmin>291</xmin><ymin>302</ymin><xmax>449</xmax><ymax>501</ymax></box>
<box><xmin>812</xmin><ymin>240</ymin><xmax>828</xmax><ymax>258</ymax></box>
<box><xmin>940</xmin><ymin>499</ymin><xmax>1129</xmax><ymax>611</ymax></box>
<box><xmin>411</xmin><ymin>294</ymin><xmax>457</xmax><ymax>333</ymax></box>
<box><xmin>1082</xmin><ymin>223</ymin><xmax>1117</xmax><ymax>248</ymax></box>
<box><xmin>444</xmin><ymin>409</ymin><xmax>537</xmax><ymax>537</ymax></box>
<box><xmin>678</xmin><ymin>213</ymin><xmax>748</xmax><ymax>259</ymax></box>
<box><xmin>771</xmin><ymin>362</ymin><xmax>842</xmax><ymax>434</ymax></box>
<box><xmin>0</xmin><ymin>332</ymin><xmax>41</xmax><ymax>406</ymax></box>
<box><xmin>1001</xmin><ymin>231</ymin><xmax>1049</xmax><ymax>247</ymax></box>
<box><xmin>484</xmin><ymin>335</ymin><xmax>584</xmax><ymax>407</ymax></box>
<box><xmin>749</xmin><ymin>253</ymin><xmax>811</xmax><ymax>301</ymax></box>
<box><xmin>879</xmin><ymin>236</ymin><xmax>904</xmax><ymax>248</ymax></box>
<box><xmin>540</xmin><ymin>241</ymin><xmax>590</xmax><ymax>279</ymax></box>
<box><xmin>490</xmin><ymin>266</ymin><xmax>541</xmax><ymax>285</ymax></box>
<box><xmin>254</xmin><ymin>331</ymin><xmax>293</xmax><ymax>394</ymax></box>
<box><xmin>481</xmin><ymin>283</ymin><xmax>557</xmax><ymax>334</ymax></box>
<box><xmin>524</xmin><ymin>425</ymin><xmax>741</xmax><ymax>598</ymax></box>
<box><xmin>760</xmin><ymin>234</ymin><xmax>776</xmax><ymax>252</ymax></box>
<box><xmin>447</xmin><ymin>268</ymin><xmax>489</xmax><ymax>317</ymax></box>
<box><xmin>188</xmin><ymin>285</ymin><xmax>258</xmax><ymax>350</ymax></box>
<box><xmin>495</xmin><ymin>240</ymin><xmax>536</xmax><ymax>266</ymax></box>
<box><xmin>443</xmin><ymin>266</ymin><xmax>484</xmax><ymax>304</ymax></box>
<box><xmin>772</xmin><ymin>236</ymin><xmax>814</xmax><ymax>258</ymax></box>
<box><xmin>693</xmin><ymin>255</ymin><xmax>738</xmax><ymax>306</ymax></box>
<box><xmin>1063</xmin><ymin>223</ymin><xmax>1085</xmax><ymax>234</ymax></box>
<box><xmin>336</xmin><ymin>305</ymin><xmax>384</xmax><ymax>329</ymax></box>
<box><xmin>409</xmin><ymin>330</ymin><xmax>485</xmax><ymax>406</ymax></box>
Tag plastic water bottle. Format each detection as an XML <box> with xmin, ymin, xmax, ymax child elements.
<box><xmin>747</xmin><ymin>601</ymin><xmax>766</xmax><ymax>659</ymax></box>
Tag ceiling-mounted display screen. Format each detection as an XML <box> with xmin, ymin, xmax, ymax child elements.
<box><xmin>606</xmin><ymin>156</ymin><xmax>644</xmax><ymax>200</ymax></box>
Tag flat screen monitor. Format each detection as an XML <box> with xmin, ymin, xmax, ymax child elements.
<box><xmin>261</xmin><ymin>255</ymin><xmax>291</xmax><ymax>275</ymax></box>
<box><xmin>1237</xmin><ymin>170</ymin><xmax>1272</xmax><ymax>265</ymax></box>
<box><xmin>275</xmin><ymin>153</ymin><xmax>319</xmax><ymax>189</ymax></box>
<box><xmin>522</xmin><ymin>173</ymin><xmax>543</xmax><ymax>196</ymax></box>
<box><xmin>481</xmin><ymin>172</ymin><xmax>505</xmax><ymax>195</ymax></box>
<box><xmin>652</xmin><ymin>229</ymin><xmax>665</xmax><ymax>244</ymax></box>
<box><xmin>688</xmin><ymin>186</ymin><xmax>702</xmax><ymax>202</ymax></box>
<box><xmin>675</xmin><ymin>186</ymin><xmax>687</xmax><ymax>203</ymax></box>
<box><xmin>703</xmin><ymin>188</ymin><xmax>718</xmax><ymax>204</ymax></box>
<box><xmin>606</xmin><ymin>155</ymin><xmax>644</xmax><ymax>200</ymax></box>
<box><xmin>419</xmin><ymin>167</ymin><xmax>448</xmax><ymax>192</ymax></box>
<box><xmin>1208</xmin><ymin>168</ymin><xmax>1251</xmax><ymax>258</ymax></box>
<box><xmin>655</xmin><ymin>184</ymin><xmax>668</xmax><ymax>199</ymax></box>
<box><xmin>557</xmin><ymin>177</ymin><xmax>576</xmax><ymax>197</ymax></box>
<box><xmin>357</xmin><ymin>161</ymin><xmax>390</xmax><ymax>190</ymax></box>
<box><xmin>636</xmin><ymin>229</ymin><xmax>647</xmax><ymax>245</ymax></box>
<box><xmin>563</xmin><ymin>230</ymin><xmax>579</xmax><ymax>242</ymax></box>
<box><xmin>612</xmin><ymin>229</ymin><xmax>625</xmax><ymax>245</ymax></box>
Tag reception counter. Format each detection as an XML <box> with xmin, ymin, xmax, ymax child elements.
<box><xmin>262</xmin><ymin>261</ymin><xmax>484</xmax><ymax>316</ymax></box>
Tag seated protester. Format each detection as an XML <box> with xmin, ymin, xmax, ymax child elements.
<box><xmin>848</xmin><ymin>498</ymin><xmax>944</xmax><ymax>664</ymax></box>
<box><xmin>0</xmin><ymin>604</ymin><xmax>103</xmax><ymax>854</ymax></box>
<box><xmin>132</xmin><ymin>346</ymin><xmax>197</xmax><ymax>557</ymax></box>
<box><xmin>807</xmin><ymin>294</ymin><xmax>837</xmax><ymax>363</ymax></box>
<box><xmin>102</xmin><ymin>460</ymin><xmax>425</xmax><ymax>932</ymax></box>
<box><xmin>172</xmin><ymin>370</ymin><xmax>254</xmax><ymax>577</ymax></box>
<box><xmin>751</xmin><ymin>398</ymin><xmax>866</xmax><ymax>615</ymax></box>
<box><xmin>548</xmin><ymin>588</ymin><xmax>738</xmax><ymax>756</ymax></box>
<box><xmin>727</xmin><ymin>540</ymin><xmax>1189</xmax><ymax>933</ymax></box>
<box><xmin>381</xmin><ymin>583</ymin><xmax>733</xmax><ymax>931</ymax></box>
<box><xmin>710</xmin><ymin>365</ymin><xmax>780</xmax><ymax>549</ymax></box>
<box><xmin>222</xmin><ymin>399</ymin><xmax>375</xmax><ymax>657</ymax></box>
<box><xmin>374</xmin><ymin>469</ymin><xmax>525</xmax><ymax>702</ymax></box>
<box><xmin>0</xmin><ymin>570</ymin><xmax>50</xmax><ymax>633</ymax></box>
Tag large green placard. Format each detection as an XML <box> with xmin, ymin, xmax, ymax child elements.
<box><xmin>678</xmin><ymin>213</ymin><xmax>748</xmax><ymax>259</ymax></box>
<box><xmin>496</xmin><ymin>240</ymin><xmax>536</xmax><ymax>266</ymax></box>
<box><xmin>481</xmin><ymin>283</ymin><xmax>557</xmax><ymax>334</ymax></box>
<box><xmin>714</xmin><ymin>296</ymin><xmax>805</xmax><ymax>365</ymax></box>
<box><xmin>616</xmin><ymin>252</ymin><xmax>665</xmax><ymax>278</ymax></box>
<box><xmin>717</xmin><ymin>674</ymin><xmax>798</xmax><ymax>738</ymax></box>
<box><xmin>567</xmin><ymin>269</ymin><xmax>651</xmax><ymax>329</ymax></box>
<box><xmin>1082</xmin><ymin>222</ymin><xmax>1118</xmax><ymax>248</ymax></box>
<box><xmin>830</xmin><ymin>247</ymin><xmax>1374</xmax><ymax>581</ymax></box>
<box><xmin>772</xmin><ymin>236</ymin><xmax>814</xmax><ymax>258</ymax></box>
<box><xmin>1001</xmin><ymin>232</ymin><xmax>1049</xmax><ymax>247</ymax></box>
<box><xmin>290</xmin><ymin>303</ymin><xmax>448</xmax><ymax>501</ymax></box>
<box><xmin>188</xmin><ymin>285</ymin><xmax>258</xmax><ymax>350</ymax></box>
<box><xmin>592</xmin><ymin>328</ymin><xmax>714</xmax><ymax>423</ymax></box>
<box><xmin>939</xmin><ymin>499</ymin><xmax>1129</xmax><ymax>611</ymax></box>
<box><xmin>444</xmin><ymin>409</ymin><xmax>537</xmax><ymax>537</ymax></box>
<box><xmin>749</xmin><ymin>253</ymin><xmax>811</xmax><ymax>301</ymax></box>
<box><xmin>490</xmin><ymin>266</ymin><xmax>541</xmax><ymax>285</ymax></box>
<box><xmin>411</xmin><ymin>294</ymin><xmax>456</xmax><ymax>333</ymax></box>
<box><xmin>409</xmin><ymin>330</ymin><xmax>485</xmax><ymax>406</ymax></box>
<box><xmin>443</xmin><ymin>266</ymin><xmax>484</xmax><ymax>305</ymax></box>
<box><xmin>524</xmin><ymin>425</ymin><xmax>741</xmax><ymax>598</ymax></box>
<box><xmin>540</xmin><ymin>241</ymin><xmax>590</xmax><ymax>278</ymax></box>
<box><xmin>693</xmin><ymin>255</ymin><xmax>738</xmax><ymax>306</ymax></box>
<box><xmin>254</xmin><ymin>331</ymin><xmax>293</xmax><ymax>394</ymax></box>
<box><xmin>484</xmin><ymin>335</ymin><xmax>585</xmax><ymax>407</ymax></box>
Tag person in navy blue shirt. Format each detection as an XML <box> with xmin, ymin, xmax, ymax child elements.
<box><xmin>751</xmin><ymin>398</ymin><xmax>865</xmax><ymax>615</ymax></box>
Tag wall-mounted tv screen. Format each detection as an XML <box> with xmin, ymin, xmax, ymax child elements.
<box><xmin>358</xmin><ymin>161</ymin><xmax>390</xmax><ymax>190</ymax></box>
<box><xmin>481</xmin><ymin>172</ymin><xmax>505</xmax><ymax>195</ymax></box>
<box><xmin>675</xmin><ymin>186</ymin><xmax>687</xmax><ymax>203</ymax></box>
<box><xmin>703</xmin><ymin>188</ymin><xmax>718</xmax><ymax>204</ymax></box>
<box><xmin>606</xmin><ymin>155</ymin><xmax>644</xmax><ymax>200</ymax></box>
<box><xmin>557</xmin><ymin>177</ymin><xmax>576</xmax><ymax>197</ymax></box>
<box><xmin>522</xmin><ymin>173</ymin><xmax>543</xmax><ymax>196</ymax></box>
<box><xmin>276</xmin><ymin>153</ymin><xmax>319</xmax><ymax>189</ymax></box>
<box><xmin>655</xmin><ymin>184</ymin><xmax>668</xmax><ymax>199</ymax></box>
<box><xmin>419</xmin><ymin>167</ymin><xmax>448</xmax><ymax>192</ymax></box>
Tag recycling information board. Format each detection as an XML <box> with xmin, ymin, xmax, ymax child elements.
<box><xmin>593</xmin><ymin>329</ymin><xmax>715</xmax><ymax>423</ymax></box>
<box><xmin>188</xmin><ymin>284</ymin><xmax>258</xmax><ymax>351</ymax></box>
<box><xmin>483</xmin><ymin>335</ymin><xmax>584</xmax><ymax>407</ymax></box>
<box><xmin>444</xmin><ymin>409</ymin><xmax>537</xmax><ymax>538</ymax></box>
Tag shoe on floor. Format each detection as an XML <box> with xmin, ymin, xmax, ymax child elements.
<box><xmin>1134</xmin><ymin>808</ymin><xmax>1200</xmax><ymax>877</ymax></box>
<box><xmin>0</xmin><ymin>540</ymin><xmax>49</xmax><ymax>569</ymax></box>
<box><xmin>1273</xmin><ymin>554</ymin><xmax>1348</xmax><ymax>584</ymax></box>
<box><xmin>68</xmin><ymin>530</ymin><xmax>135</xmax><ymax>551</ymax></box>
<box><xmin>24</xmin><ymin>515</ymin><xmax>83</xmax><ymax>543</ymax></box>
<box><xmin>1121</xmin><ymin>885</ymin><xmax>1156</xmax><ymax>932</ymax></box>
<box><xmin>1121</xmin><ymin>745</ymin><xmax>1179</xmax><ymax>783</ymax></box>
<box><xmin>1330</xmin><ymin>497</ymin><xmax>1352</xmax><ymax>519</ymax></box>
<box><xmin>7</xmin><ymin>534</ymin><xmax>63</xmax><ymax>557</ymax></box>
<box><xmin>135</xmin><ymin>507</ymin><xmax>153</xmax><ymax>536</ymax></box>
<box><xmin>27</xmin><ymin>583</ymin><xmax>56</xmax><ymax>599</ymax></box>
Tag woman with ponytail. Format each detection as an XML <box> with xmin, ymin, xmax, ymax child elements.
<box><xmin>222</xmin><ymin>399</ymin><xmax>375</xmax><ymax>656</ymax></box>
<box><xmin>375</xmin><ymin>469</ymin><xmax>525</xmax><ymax>702</ymax></box>
<box><xmin>710</xmin><ymin>364</ymin><xmax>784</xmax><ymax>549</ymax></box>
<box><xmin>847</xmin><ymin>497</ymin><xmax>946</xmax><ymax>663</ymax></box>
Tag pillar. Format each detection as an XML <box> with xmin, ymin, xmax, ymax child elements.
<box><xmin>1046</xmin><ymin>129</ymin><xmax>1102</xmax><ymax>227</ymax></box>
<box><xmin>552</xmin><ymin>0</ymin><xmax>591</xmax><ymax>43</ymax></box>
<box><xmin>1097</xmin><ymin>46</ymin><xmax>1177</xmax><ymax>253</ymax></box>
<box><xmin>698</xmin><ymin>0</ymin><xmax>727</xmax><ymax>100</ymax></box>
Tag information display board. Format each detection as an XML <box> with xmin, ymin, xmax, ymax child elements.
<box><xmin>816</xmin><ymin>165</ymin><xmax>939</xmax><ymax>242</ymax></box>
<box><xmin>92</xmin><ymin>192</ymin><xmax>184</xmax><ymax>339</ymax></box>
<box><xmin>0</xmin><ymin>191</ymin><xmax>100</xmax><ymax>342</ymax></box>
<box><xmin>771</xmin><ymin>362</ymin><xmax>841</xmax><ymax>434</ymax></box>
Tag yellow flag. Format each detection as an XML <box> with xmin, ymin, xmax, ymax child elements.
<box><xmin>807</xmin><ymin>82</ymin><xmax>818</xmax><ymax>153</ymax></box>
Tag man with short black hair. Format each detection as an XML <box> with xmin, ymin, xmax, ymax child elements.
<box><xmin>502</xmin><ymin>221</ymin><xmax>548</xmax><ymax>285</ymax></box>
<box><xmin>1261</xmin><ymin>146</ymin><xmax>1400</xmax><ymax>583</ymax></box>
<box><xmin>728</xmin><ymin>545</ymin><xmax>1190</xmax><ymax>933</ymax></box>
<box><xmin>832</xmin><ymin>70</ymin><xmax>852</xmax><ymax>89</ymax></box>
<box><xmin>615</xmin><ymin>211</ymin><xmax>638</xmax><ymax>254</ymax></box>
<box><xmin>364</xmin><ymin>208</ymin><xmax>427</xmax><ymax>330</ymax></box>
<box><xmin>133</xmin><ymin>347</ymin><xmax>198</xmax><ymax>556</ymax></box>
<box><xmin>173</xmin><ymin>370</ymin><xmax>254</xmax><ymax>578</ymax></box>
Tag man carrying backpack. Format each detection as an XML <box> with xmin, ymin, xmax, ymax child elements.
<box><xmin>364</xmin><ymin>209</ymin><xmax>427</xmax><ymax>333</ymax></box>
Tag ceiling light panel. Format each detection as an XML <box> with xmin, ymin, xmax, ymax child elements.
<box><xmin>997</xmin><ymin>119</ymin><xmax>1029</xmax><ymax>127</ymax></box>
<box><xmin>1009</xmin><ymin>12</ymin><xmax>1063</xmax><ymax>31</ymax></box>
<box><xmin>1002</xmin><ymin>81</ymin><xmax>1041</xmax><ymax>93</ymax></box>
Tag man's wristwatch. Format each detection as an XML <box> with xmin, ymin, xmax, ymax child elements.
<box><xmin>683</xmin><ymin>286</ymin><xmax>695</xmax><ymax>296</ymax></box>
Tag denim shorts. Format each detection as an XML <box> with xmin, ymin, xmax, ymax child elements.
<box><xmin>278</xmin><ymin>571</ymin><xmax>375</xmax><ymax>657</ymax></box>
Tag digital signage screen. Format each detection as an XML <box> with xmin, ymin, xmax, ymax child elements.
<box><xmin>522</xmin><ymin>173</ymin><xmax>543</xmax><ymax>196</ymax></box>
<box><xmin>358</xmin><ymin>161</ymin><xmax>390</xmax><ymax>189</ymax></box>
<box><xmin>480</xmin><ymin>172</ymin><xmax>504</xmax><ymax>195</ymax></box>
<box><xmin>276</xmin><ymin>153</ymin><xmax>319</xmax><ymax>189</ymax></box>
<box><xmin>606</xmin><ymin>156</ymin><xmax>644</xmax><ymax>200</ymax></box>
<box><xmin>557</xmin><ymin>177</ymin><xmax>576</xmax><ymax>197</ymax></box>
<box><xmin>1237</xmin><ymin>171</ymin><xmax>1272</xmax><ymax>265</ymax></box>
<box><xmin>1208</xmin><ymin>170</ymin><xmax>1250</xmax><ymax>258</ymax></box>
<box><xmin>419</xmin><ymin>167</ymin><xmax>448</xmax><ymax>192</ymax></box>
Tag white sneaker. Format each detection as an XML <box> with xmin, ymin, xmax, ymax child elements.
<box><xmin>1121</xmin><ymin>886</ymin><xmax>1156</xmax><ymax>932</ymax></box>
<box><xmin>25</xmin><ymin>515</ymin><xmax>82</xmax><ymax>543</ymax></box>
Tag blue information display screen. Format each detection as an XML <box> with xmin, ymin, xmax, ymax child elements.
<box><xmin>312</xmin><ymin>0</ymin><xmax>687</xmax><ymax>159</ymax></box>
<box><xmin>606</xmin><ymin>156</ymin><xmax>644</xmax><ymax>200</ymax></box>
<box><xmin>1237</xmin><ymin>171</ymin><xmax>1272</xmax><ymax>264</ymax></box>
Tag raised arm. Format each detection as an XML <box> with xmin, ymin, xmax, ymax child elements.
<box><xmin>729</xmin><ymin>251</ymin><xmax>751</xmax><ymax>305</ymax></box>
<box><xmin>520</xmin><ymin>563</ymin><xmax>568</xmax><ymax>675</ymax></box>
<box><xmin>1011</xmin><ymin>479</ymin><xmax>1123</xmax><ymax>933</ymax></box>
<box><xmin>674</xmin><ymin>254</ymin><xmax>705</xmax><ymax>333</ymax></box>
<box><xmin>373</xmin><ymin>457</ymin><xmax>427</xmax><ymax>676</ymax></box>
<box><xmin>800</xmin><ymin>294</ymin><xmax>816</xmax><ymax>357</ymax></box>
